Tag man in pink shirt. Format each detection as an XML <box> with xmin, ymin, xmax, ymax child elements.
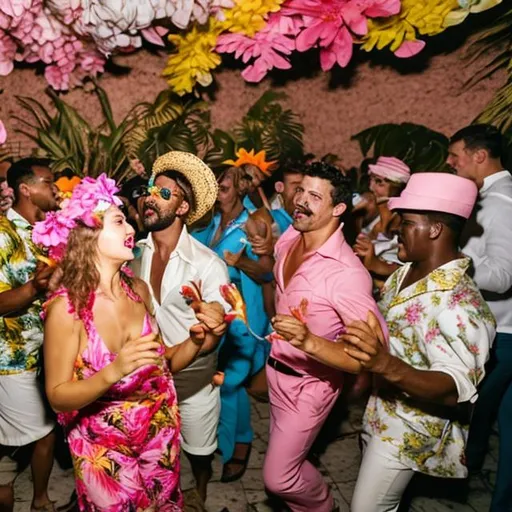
<box><xmin>263</xmin><ymin>161</ymin><xmax>386</xmax><ymax>512</ymax></box>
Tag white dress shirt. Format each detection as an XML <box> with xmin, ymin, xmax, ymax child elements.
<box><xmin>133</xmin><ymin>225</ymin><xmax>230</xmax><ymax>400</ymax></box>
<box><xmin>462</xmin><ymin>170</ymin><xmax>512</xmax><ymax>333</ymax></box>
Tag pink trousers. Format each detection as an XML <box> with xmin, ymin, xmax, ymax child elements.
<box><xmin>263</xmin><ymin>365</ymin><xmax>341</xmax><ymax>512</ymax></box>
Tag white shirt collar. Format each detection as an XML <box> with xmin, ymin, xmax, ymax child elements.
<box><xmin>138</xmin><ymin>224</ymin><xmax>193</xmax><ymax>264</ymax></box>
<box><xmin>481</xmin><ymin>170</ymin><xmax>510</xmax><ymax>193</ymax></box>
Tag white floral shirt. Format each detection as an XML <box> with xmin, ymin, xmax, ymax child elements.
<box><xmin>363</xmin><ymin>257</ymin><xmax>496</xmax><ymax>478</ymax></box>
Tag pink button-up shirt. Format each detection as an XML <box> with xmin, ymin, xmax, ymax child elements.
<box><xmin>271</xmin><ymin>225</ymin><xmax>385</xmax><ymax>382</ymax></box>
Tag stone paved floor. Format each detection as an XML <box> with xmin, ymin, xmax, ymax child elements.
<box><xmin>12</xmin><ymin>399</ymin><xmax>498</xmax><ymax>511</ymax></box>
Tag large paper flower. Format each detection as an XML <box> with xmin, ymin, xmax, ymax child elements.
<box><xmin>216</xmin><ymin>12</ymin><xmax>301</xmax><ymax>82</ymax></box>
<box><xmin>360</xmin><ymin>0</ymin><xmax>496</xmax><ymax>58</ymax></box>
<box><xmin>281</xmin><ymin>0</ymin><xmax>401</xmax><ymax>70</ymax></box>
<box><xmin>163</xmin><ymin>18</ymin><xmax>223</xmax><ymax>95</ymax></box>
<box><xmin>222</xmin><ymin>0</ymin><xmax>284</xmax><ymax>36</ymax></box>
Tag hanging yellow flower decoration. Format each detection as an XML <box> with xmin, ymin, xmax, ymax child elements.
<box><xmin>222</xmin><ymin>0</ymin><xmax>284</xmax><ymax>37</ymax></box>
<box><xmin>361</xmin><ymin>0</ymin><xmax>500</xmax><ymax>57</ymax></box>
<box><xmin>164</xmin><ymin>19</ymin><xmax>224</xmax><ymax>96</ymax></box>
<box><xmin>443</xmin><ymin>0</ymin><xmax>502</xmax><ymax>27</ymax></box>
<box><xmin>361</xmin><ymin>0</ymin><xmax>459</xmax><ymax>57</ymax></box>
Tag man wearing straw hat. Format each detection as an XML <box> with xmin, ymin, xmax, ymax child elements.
<box><xmin>133</xmin><ymin>151</ymin><xmax>229</xmax><ymax>504</ymax></box>
<box><xmin>329</xmin><ymin>173</ymin><xmax>495</xmax><ymax>511</ymax></box>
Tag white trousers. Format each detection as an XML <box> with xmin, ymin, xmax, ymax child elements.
<box><xmin>351</xmin><ymin>437</ymin><xmax>415</xmax><ymax>512</ymax></box>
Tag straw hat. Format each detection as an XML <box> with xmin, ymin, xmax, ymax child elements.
<box><xmin>151</xmin><ymin>151</ymin><xmax>218</xmax><ymax>225</ymax></box>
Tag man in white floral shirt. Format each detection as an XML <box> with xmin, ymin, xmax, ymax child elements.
<box><xmin>335</xmin><ymin>173</ymin><xmax>496</xmax><ymax>511</ymax></box>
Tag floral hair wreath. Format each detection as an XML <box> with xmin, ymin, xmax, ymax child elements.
<box><xmin>32</xmin><ymin>173</ymin><xmax>122</xmax><ymax>263</ymax></box>
<box><xmin>223</xmin><ymin>148</ymin><xmax>277</xmax><ymax>177</ymax></box>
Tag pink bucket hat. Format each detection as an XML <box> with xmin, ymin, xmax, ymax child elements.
<box><xmin>368</xmin><ymin>156</ymin><xmax>411</xmax><ymax>184</ymax></box>
<box><xmin>388</xmin><ymin>172</ymin><xmax>477</xmax><ymax>219</ymax></box>
<box><xmin>388</xmin><ymin>172</ymin><xmax>478</xmax><ymax>219</ymax></box>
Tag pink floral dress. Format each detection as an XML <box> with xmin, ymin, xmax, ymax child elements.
<box><xmin>46</xmin><ymin>285</ymin><xmax>183</xmax><ymax>511</ymax></box>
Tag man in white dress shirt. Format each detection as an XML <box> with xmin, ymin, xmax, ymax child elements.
<box><xmin>133</xmin><ymin>151</ymin><xmax>229</xmax><ymax>504</ymax></box>
<box><xmin>447</xmin><ymin>124</ymin><xmax>512</xmax><ymax>512</ymax></box>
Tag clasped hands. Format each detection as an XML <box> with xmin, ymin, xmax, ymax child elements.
<box><xmin>189</xmin><ymin>301</ymin><xmax>227</xmax><ymax>345</ymax></box>
<box><xmin>272</xmin><ymin>310</ymin><xmax>391</xmax><ymax>374</ymax></box>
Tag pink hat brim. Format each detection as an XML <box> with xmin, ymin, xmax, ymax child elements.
<box><xmin>389</xmin><ymin>193</ymin><xmax>474</xmax><ymax>219</ymax></box>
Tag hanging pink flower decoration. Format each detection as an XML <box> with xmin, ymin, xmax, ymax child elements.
<box><xmin>280</xmin><ymin>0</ymin><xmax>401</xmax><ymax>70</ymax></box>
<box><xmin>216</xmin><ymin>12</ymin><xmax>302</xmax><ymax>82</ymax></box>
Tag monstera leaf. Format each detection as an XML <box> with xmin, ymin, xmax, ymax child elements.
<box><xmin>352</xmin><ymin>122</ymin><xmax>450</xmax><ymax>173</ymax></box>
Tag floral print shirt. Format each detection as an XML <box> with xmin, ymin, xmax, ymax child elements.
<box><xmin>0</xmin><ymin>209</ymin><xmax>43</xmax><ymax>374</ymax></box>
<box><xmin>363</xmin><ymin>257</ymin><xmax>496</xmax><ymax>478</ymax></box>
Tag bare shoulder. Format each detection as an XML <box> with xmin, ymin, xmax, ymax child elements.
<box><xmin>44</xmin><ymin>295</ymin><xmax>79</xmax><ymax>336</ymax></box>
<box><xmin>131</xmin><ymin>277</ymin><xmax>152</xmax><ymax>310</ymax></box>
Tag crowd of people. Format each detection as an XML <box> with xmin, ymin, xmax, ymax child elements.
<box><xmin>0</xmin><ymin>122</ymin><xmax>510</xmax><ymax>512</ymax></box>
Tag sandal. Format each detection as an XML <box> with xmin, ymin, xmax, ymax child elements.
<box><xmin>220</xmin><ymin>443</ymin><xmax>252</xmax><ymax>483</ymax></box>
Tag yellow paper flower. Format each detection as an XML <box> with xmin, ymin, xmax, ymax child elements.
<box><xmin>164</xmin><ymin>19</ymin><xmax>224</xmax><ymax>96</ymax></box>
<box><xmin>361</xmin><ymin>0</ymin><xmax>459</xmax><ymax>55</ymax></box>
<box><xmin>222</xmin><ymin>0</ymin><xmax>284</xmax><ymax>37</ymax></box>
<box><xmin>443</xmin><ymin>0</ymin><xmax>502</xmax><ymax>27</ymax></box>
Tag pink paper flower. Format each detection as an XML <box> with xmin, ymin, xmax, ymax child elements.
<box><xmin>216</xmin><ymin>11</ymin><xmax>302</xmax><ymax>82</ymax></box>
<box><xmin>281</xmin><ymin>0</ymin><xmax>400</xmax><ymax>70</ymax></box>
<box><xmin>32</xmin><ymin>173</ymin><xmax>122</xmax><ymax>262</ymax></box>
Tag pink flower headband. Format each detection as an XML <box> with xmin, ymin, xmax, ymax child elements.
<box><xmin>32</xmin><ymin>173</ymin><xmax>122</xmax><ymax>262</ymax></box>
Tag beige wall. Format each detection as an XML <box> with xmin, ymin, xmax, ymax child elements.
<box><xmin>0</xmin><ymin>42</ymin><xmax>505</xmax><ymax>170</ymax></box>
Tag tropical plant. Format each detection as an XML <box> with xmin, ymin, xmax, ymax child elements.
<box><xmin>14</xmin><ymin>85</ymin><xmax>140</xmax><ymax>182</ymax></box>
<box><xmin>232</xmin><ymin>90</ymin><xmax>304</xmax><ymax>169</ymax></box>
<box><xmin>124</xmin><ymin>90</ymin><xmax>214</xmax><ymax>173</ymax></box>
<box><xmin>351</xmin><ymin>122</ymin><xmax>450</xmax><ymax>190</ymax></box>
<box><xmin>465</xmin><ymin>5</ymin><xmax>512</xmax><ymax>132</ymax></box>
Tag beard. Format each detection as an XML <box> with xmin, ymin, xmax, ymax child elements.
<box><xmin>143</xmin><ymin>204</ymin><xmax>178</xmax><ymax>232</ymax></box>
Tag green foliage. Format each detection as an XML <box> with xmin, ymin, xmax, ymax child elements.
<box><xmin>466</xmin><ymin>5</ymin><xmax>512</xmax><ymax>132</ymax></box>
<box><xmin>15</xmin><ymin>85</ymin><xmax>138</xmax><ymax>181</ymax></box>
<box><xmin>14</xmin><ymin>87</ymin><xmax>305</xmax><ymax>182</ymax></box>
<box><xmin>233</xmin><ymin>91</ymin><xmax>304</xmax><ymax>169</ymax></box>
<box><xmin>352</xmin><ymin>122</ymin><xmax>450</xmax><ymax>172</ymax></box>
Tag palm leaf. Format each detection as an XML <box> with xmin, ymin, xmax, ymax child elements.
<box><xmin>465</xmin><ymin>5</ymin><xmax>512</xmax><ymax>134</ymax></box>
<box><xmin>233</xmin><ymin>91</ymin><xmax>304</xmax><ymax>167</ymax></box>
<box><xmin>352</xmin><ymin>123</ymin><xmax>449</xmax><ymax>173</ymax></box>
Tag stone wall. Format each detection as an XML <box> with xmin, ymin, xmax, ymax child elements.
<box><xmin>0</xmin><ymin>37</ymin><xmax>505</xmax><ymax>170</ymax></box>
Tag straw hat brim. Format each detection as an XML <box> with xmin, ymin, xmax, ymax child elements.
<box><xmin>151</xmin><ymin>152</ymin><xmax>218</xmax><ymax>225</ymax></box>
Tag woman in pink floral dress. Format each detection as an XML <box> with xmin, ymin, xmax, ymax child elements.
<box><xmin>35</xmin><ymin>175</ymin><xmax>226</xmax><ymax>511</ymax></box>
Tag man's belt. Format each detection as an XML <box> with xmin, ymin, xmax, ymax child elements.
<box><xmin>267</xmin><ymin>356</ymin><xmax>303</xmax><ymax>378</ymax></box>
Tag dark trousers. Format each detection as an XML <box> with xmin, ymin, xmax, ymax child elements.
<box><xmin>466</xmin><ymin>332</ymin><xmax>512</xmax><ymax>512</ymax></box>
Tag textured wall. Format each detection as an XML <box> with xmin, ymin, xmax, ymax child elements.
<box><xmin>0</xmin><ymin>39</ymin><xmax>505</xmax><ymax>170</ymax></box>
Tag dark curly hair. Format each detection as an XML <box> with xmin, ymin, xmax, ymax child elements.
<box><xmin>302</xmin><ymin>161</ymin><xmax>352</xmax><ymax>209</ymax></box>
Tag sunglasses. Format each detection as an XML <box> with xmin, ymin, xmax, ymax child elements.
<box><xmin>131</xmin><ymin>185</ymin><xmax>172</xmax><ymax>201</ymax></box>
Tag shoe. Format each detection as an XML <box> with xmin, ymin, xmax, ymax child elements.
<box><xmin>220</xmin><ymin>443</ymin><xmax>252</xmax><ymax>483</ymax></box>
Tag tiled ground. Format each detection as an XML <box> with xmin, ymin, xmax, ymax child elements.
<box><xmin>12</xmin><ymin>399</ymin><xmax>498</xmax><ymax>511</ymax></box>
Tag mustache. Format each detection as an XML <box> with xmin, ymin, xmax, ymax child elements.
<box><xmin>295</xmin><ymin>204</ymin><xmax>313</xmax><ymax>216</ymax></box>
